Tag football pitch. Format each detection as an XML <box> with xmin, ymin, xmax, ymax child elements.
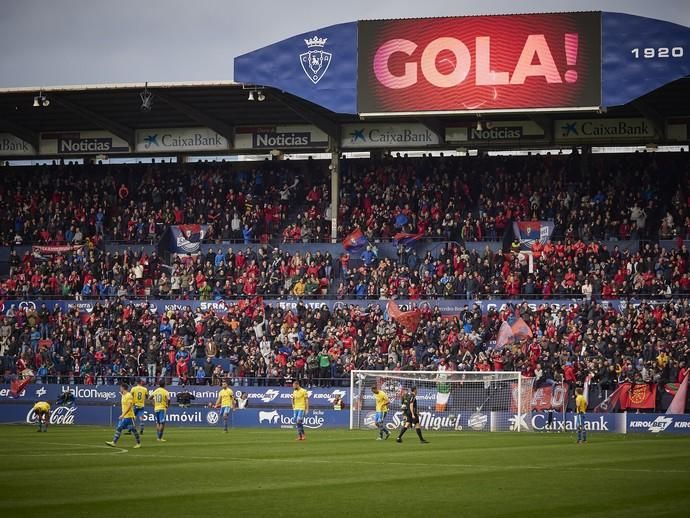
<box><xmin>1</xmin><ymin>426</ymin><xmax>689</xmax><ymax>517</ymax></box>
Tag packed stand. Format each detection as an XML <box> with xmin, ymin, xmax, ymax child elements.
<box><xmin>335</xmin><ymin>151</ymin><xmax>689</xmax><ymax>242</ymax></box>
<box><xmin>336</xmin><ymin>240</ymin><xmax>690</xmax><ymax>299</ymax></box>
<box><xmin>1</xmin><ymin>246</ymin><xmax>335</xmax><ymax>300</ymax></box>
<box><xmin>1</xmin><ymin>298</ymin><xmax>689</xmax><ymax>399</ymax></box>
<box><xmin>0</xmin><ymin>159</ymin><xmax>328</xmax><ymax>246</ymax></box>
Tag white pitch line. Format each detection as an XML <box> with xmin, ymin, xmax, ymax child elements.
<box><xmin>121</xmin><ymin>453</ymin><xmax>690</xmax><ymax>474</ymax></box>
<box><xmin>11</xmin><ymin>441</ymin><xmax>129</xmax><ymax>456</ymax></box>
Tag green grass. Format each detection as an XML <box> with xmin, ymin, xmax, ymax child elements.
<box><xmin>1</xmin><ymin>426</ymin><xmax>689</xmax><ymax>517</ymax></box>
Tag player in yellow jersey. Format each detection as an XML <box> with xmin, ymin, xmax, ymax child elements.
<box><xmin>130</xmin><ymin>379</ymin><xmax>149</xmax><ymax>436</ymax></box>
<box><xmin>106</xmin><ymin>383</ymin><xmax>141</xmax><ymax>449</ymax></box>
<box><xmin>371</xmin><ymin>386</ymin><xmax>391</xmax><ymax>440</ymax></box>
<box><xmin>575</xmin><ymin>387</ymin><xmax>587</xmax><ymax>444</ymax></box>
<box><xmin>292</xmin><ymin>380</ymin><xmax>309</xmax><ymax>441</ymax></box>
<box><xmin>32</xmin><ymin>401</ymin><xmax>50</xmax><ymax>432</ymax></box>
<box><xmin>213</xmin><ymin>380</ymin><xmax>235</xmax><ymax>432</ymax></box>
<box><xmin>150</xmin><ymin>380</ymin><xmax>170</xmax><ymax>442</ymax></box>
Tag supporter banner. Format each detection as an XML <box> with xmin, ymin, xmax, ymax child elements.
<box><xmin>234</xmin><ymin>125</ymin><xmax>329</xmax><ymax>150</ymax></box>
<box><xmin>39</xmin><ymin>131</ymin><xmax>130</xmax><ymax>155</ymax></box>
<box><xmin>619</xmin><ymin>383</ymin><xmax>657</xmax><ymax>409</ymax></box>
<box><xmin>0</xmin><ymin>384</ymin><xmax>349</xmax><ymax>408</ymax></box>
<box><xmin>513</xmin><ymin>221</ymin><xmax>554</xmax><ymax>250</ymax></box>
<box><xmin>167</xmin><ymin>224</ymin><xmax>209</xmax><ymax>255</ymax></box>
<box><xmin>0</xmin><ymin>298</ymin><xmax>677</xmax><ymax>320</ymax></box>
<box><xmin>602</xmin><ymin>13</ymin><xmax>690</xmax><ymax>108</ymax></box>
<box><xmin>341</xmin><ymin>123</ymin><xmax>439</xmax><ymax>149</ymax></box>
<box><xmin>234</xmin><ymin>22</ymin><xmax>358</xmax><ymax>114</ymax></box>
<box><xmin>32</xmin><ymin>245</ymin><xmax>84</xmax><ymax>255</ymax></box>
<box><xmin>445</xmin><ymin>121</ymin><xmax>545</xmax><ymax>143</ymax></box>
<box><xmin>134</xmin><ymin>127</ymin><xmax>229</xmax><ymax>153</ymax></box>
<box><xmin>531</xmin><ymin>385</ymin><xmax>568</xmax><ymax>411</ymax></box>
<box><xmin>0</xmin><ymin>133</ymin><xmax>36</xmax><ymax>156</ymax></box>
<box><xmin>627</xmin><ymin>414</ymin><xmax>690</xmax><ymax>434</ymax></box>
<box><xmin>555</xmin><ymin>118</ymin><xmax>657</xmax><ymax>142</ymax></box>
<box><xmin>357</xmin><ymin>12</ymin><xmax>601</xmax><ymax>114</ymax></box>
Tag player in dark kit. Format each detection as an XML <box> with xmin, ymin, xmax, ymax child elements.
<box><xmin>396</xmin><ymin>387</ymin><xmax>429</xmax><ymax>443</ymax></box>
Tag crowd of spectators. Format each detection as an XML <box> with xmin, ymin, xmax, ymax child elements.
<box><xmin>1</xmin><ymin>297</ymin><xmax>688</xmax><ymax>400</ymax></box>
<box><xmin>3</xmin><ymin>238</ymin><xmax>690</xmax><ymax>301</ymax></box>
<box><xmin>3</xmin><ymin>151</ymin><xmax>688</xmax><ymax>247</ymax></box>
<box><xmin>337</xmin><ymin>240</ymin><xmax>690</xmax><ymax>299</ymax></box>
<box><xmin>334</xmin><ymin>150</ymin><xmax>690</xmax><ymax>242</ymax></box>
<box><xmin>2</xmin><ymin>245</ymin><xmax>334</xmax><ymax>300</ymax></box>
<box><xmin>0</xmin><ymin>158</ymin><xmax>327</xmax><ymax>246</ymax></box>
<box><xmin>1</xmin><ymin>151</ymin><xmax>690</xmax><ymax>407</ymax></box>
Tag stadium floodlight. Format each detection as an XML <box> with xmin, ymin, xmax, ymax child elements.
<box><xmin>140</xmin><ymin>82</ymin><xmax>153</xmax><ymax>111</ymax></box>
<box><xmin>257</xmin><ymin>90</ymin><xmax>266</xmax><ymax>102</ymax></box>
<box><xmin>248</xmin><ymin>90</ymin><xmax>255</xmax><ymax>101</ymax></box>
<box><xmin>350</xmin><ymin>370</ymin><xmax>535</xmax><ymax>432</ymax></box>
<box><xmin>33</xmin><ymin>93</ymin><xmax>49</xmax><ymax>108</ymax></box>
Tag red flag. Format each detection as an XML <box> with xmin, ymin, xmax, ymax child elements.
<box><xmin>10</xmin><ymin>376</ymin><xmax>33</xmax><ymax>398</ymax></box>
<box><xmin>667</xmin><ymin>372</ymin><xmax>689</xmax><ymax>414</ymax></box>
<box><xmin>386</xmin><ymin>301</ymin><xmax>421</xmax><ymax>333</ymax></box>
<box><xmin>619</xmin><ymin>383</ymin><xmax>656</xmax><ymax>410</ymax></box>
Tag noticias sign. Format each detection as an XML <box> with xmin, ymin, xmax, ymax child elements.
<box><xmin>40</xmin><ymin>131</ymin><xmax>130</xmax><ymax>155</ymax></box>
<box><xmin>445</xmin><ymin>121</ymin><xmax>545</xmax><ymax>143</ymax></box>
<box><xmin>234</xmin><ymin>125</ymin><xmax>328</xmax><ymax>150</ymax></box>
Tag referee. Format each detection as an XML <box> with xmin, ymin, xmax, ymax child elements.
<box><xmin>396</xmin><ymin>387</ymin><xmax>429</xmax><ymax>444</ymax></box>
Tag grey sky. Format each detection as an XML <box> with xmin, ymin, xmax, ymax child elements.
<box><xmin>1</xmin><ymin>0</ymin><xmax>688</xmax><ymax>88</ymax></box>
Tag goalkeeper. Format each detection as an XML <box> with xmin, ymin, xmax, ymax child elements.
<box><xmin>396</xmin><ymin>387</ymin><xmax>429</xmax><ymax>444</ymax></box>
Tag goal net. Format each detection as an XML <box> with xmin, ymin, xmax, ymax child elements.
<box><xmin>349</xmin><ymin>370</ymin><xmax>535</xmax><ymax>432</ymax></box>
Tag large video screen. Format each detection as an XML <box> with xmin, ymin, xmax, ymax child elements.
<box><xmin>357</xmin><ymin>12</ymin><xmax>602</xmax><ymax>113</ymax></box>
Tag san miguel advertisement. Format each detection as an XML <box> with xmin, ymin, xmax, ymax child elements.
<box><xmin>357</xmin><ymin>12</ymin><xmax>602</xmax><ymax>114</ymax></box>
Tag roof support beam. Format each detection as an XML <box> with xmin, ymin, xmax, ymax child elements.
<box><xmin>267</xmin><ymin>90</ymin><xmax>340</xmax><ymax>144</ymax></box>
<box><xmin>0</xmin><ymin>117</ymin><xmax>39</xmax><ymax>150</ymax></box>
<box><xmin>155</xmin><ymin>92</ymin><xmax>235</xmax><ymax>146</ymax></box>
<box><xmin>49</xmin><ymin>94</ymin><xmax>135</xmax><ymax>148</ymax></box>
<box><xmin>632</xmin><ymin>99</ymin><xmax>667</xmax><ymax>140</ymax></box>
<box><xmin>528</xmin><ymin>115</ymin><xmax>553</xmax><ymax>143</ymax></box>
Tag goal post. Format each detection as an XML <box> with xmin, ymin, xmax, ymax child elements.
<box><xmin>349</xmin><ymin>370</ymin><xmax>535</xmax><ymax>432</ymax></box>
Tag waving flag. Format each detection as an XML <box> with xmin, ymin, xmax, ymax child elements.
<box><xmin>511</xmin><ymin>318</ymin><xmax>533</xmax><ymax>340</ymax></box>
<box><xmin>512</xmin><ymin>220</ymin><xmax>554</xmax><ymax>250</ymax></box>
<box><xmin>393</xmin><ymin>232</ymin><xmax>425</xmax><ymax>246</ymax></box>
<box><xmin>594</xmin><ymin>383</ymin><xmax>627</xmax><ymax>413</ymax></box>
<box><xmin>386</xmin><ymin>301</ymin><xmax>421</xmax><ymax>333</ymax></box>
<box><xmin>495</xmin><ymin>321</ymin><xmax>514</xmax><ymax>350</ymax></box>
<box><xmin>667</xmin><ymin>372</ymin><xmax>689</xmax><ymax>414</ymax></box>
<box><xmin>342</xmin><ymin>228</ymin><xmax>369</xmax><ymax>252</ymax></box>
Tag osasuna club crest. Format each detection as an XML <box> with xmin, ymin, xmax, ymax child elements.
<box><xmin>300</xmin><ymin>36</ymin><xmax>331</xmax><ymax>84</ymax></box>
